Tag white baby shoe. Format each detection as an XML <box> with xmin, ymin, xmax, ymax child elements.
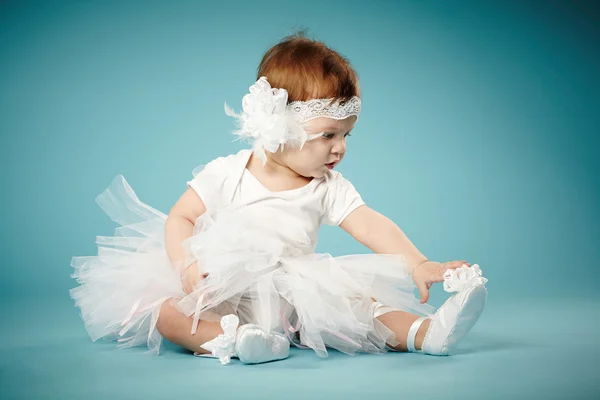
<box><xmin>407</xmin><ymin>264</ymin><xmax>488</xmax><ymax>356</ymax></box>
<box><xmin>194</xmin><ymin>314</ymin><xmax>290</xmax><ymax>365</ymax></box>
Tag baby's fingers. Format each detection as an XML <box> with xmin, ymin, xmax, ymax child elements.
<box><xmin>415</xmin><ymin>279</ymin><xmax>430</xmax><ymax>304</ymax></box>
<box><xmin>445</xmin><ymin>260</ymin><xmax>470</xmax><ymax>270</ymax></box>
<box><xmin>182</xmin><ymin>270</ymin><xmax>202</xmax><ymax>294</ymax></box>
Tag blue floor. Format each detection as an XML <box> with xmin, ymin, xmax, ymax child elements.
<box><xmin>1</xmin><ymin>295</ymin><xmax>597</xmax><ymax>399</ymax></box>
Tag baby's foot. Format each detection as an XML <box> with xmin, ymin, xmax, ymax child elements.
<box><xmin>197</xmin><ymin>315</ymin><xmax>289</xmax><ymax>365</ymax></box>
<box><xmin>408</xmin><ymin>264</ymin><xmax>488</xmax><ymax>356</ymax></box>
<box><xmin>235</xmin><ymin>324</ymin><xmax>289</xmax><ymax>364</ymax></box>
<box><xmin>421</xmin><ymin>283</ymin><xmax>487</xmax><ymax>355</ymax></box>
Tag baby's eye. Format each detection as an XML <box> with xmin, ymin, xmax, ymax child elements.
<box><xmin>323</xmin><ymin>133</ymin><xmax>335</xmax><ymax>139</ymax></box>
<box><xmin>344</xmin><ymin>133</ymin><xmax>352</xmax><ymax>138</ymax></box>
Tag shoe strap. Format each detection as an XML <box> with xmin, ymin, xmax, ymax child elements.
<box><xmin>407</xmin><ymin>317</ymin><xmax>427</xmax><ymax>352</ymax></box>
<box><xmin>198</xmin><ymin>314</ymin><xmax>240</xmax><ymax>365</ymax></box>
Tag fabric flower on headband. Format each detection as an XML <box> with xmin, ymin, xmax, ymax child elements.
<box><xmin>224</xmin><ymin>77</ymin><xmax>309</xmax><ymax>165</ymax></box>
<box><xmin>224</xmin><ymin>76</ymin><xmax>362</xmax><ymax>165</ymax></box>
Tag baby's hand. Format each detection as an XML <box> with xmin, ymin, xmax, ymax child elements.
<box><xmin>411</xmin><ymin>260</ymin><xmax>472</xmax><ymax>304</ymax></box>
<box><xmin>182</xmin><ymin>261</ymin><xmax>208</xmax><ymax>294</ymax></box>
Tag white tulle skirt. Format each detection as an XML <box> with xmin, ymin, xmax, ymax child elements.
<box><xmin>70</xmin><ymin>175</ymin><xmax>435</xmax><ymax>357</ymax></box>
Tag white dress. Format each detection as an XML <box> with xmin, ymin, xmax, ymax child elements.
<box><xmin>70</xmin><ymin>149</ymin><xmax>435</xmax><ymax>357</ymax></box>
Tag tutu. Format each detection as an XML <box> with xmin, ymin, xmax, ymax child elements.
<box><xmin>71</xmin><ymin>175</ymin><xmax>435</xmax><ymax>356</ymax></box>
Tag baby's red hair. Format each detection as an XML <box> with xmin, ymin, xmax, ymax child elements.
<box><xmin>257</xmin><ymin>32</ymin><xmax>360</xmax><ymax>105</ymax></box>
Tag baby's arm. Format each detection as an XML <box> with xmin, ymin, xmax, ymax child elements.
<box><xmin>165</xmin><ymin>187</ymin><xmax>207</xmax><ymax>293</ymax></box>
<box><xmin>341</xmin><ymin>205</ymin><xmax>472</xmax><ymax>303</ymax></box>
<box><xmin>340</xmin><ymin>205</ymin><xmax>428</xmax><ymax>272</ymax></box>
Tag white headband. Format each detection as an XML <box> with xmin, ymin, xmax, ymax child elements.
<box><xmin>224</xmin><ymin>76</ymin><xmax>361</xmax><ymax>165</ymax></box>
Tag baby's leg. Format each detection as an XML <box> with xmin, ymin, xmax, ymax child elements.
<box><xmin>373</xmin><ymin>283</ymin><xmax>487</xmax><ymax>355</ymax></box>
<box><xmin>156</xmin><ymin>298</ymin><xmax>223</xmax><ymax>354</ymax></box>
<box><xmin>156</xmin><ymin>297</ymin><xmax>290</xmax><ymax>364</ymax></box>
<box><xmin>375</xmin><ymin>309</ymin><xmax>430</xmax><ymax>352</ymax></box>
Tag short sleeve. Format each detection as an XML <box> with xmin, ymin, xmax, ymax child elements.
<box><xmin>322</xmin><ymin>171</ymin><xmax>365</xmax><ymax>226</ymax></box>
<box><xmin>186</xmin><ymin>156</ymin><xmax>228</xmax><ymax>210</ymax></box>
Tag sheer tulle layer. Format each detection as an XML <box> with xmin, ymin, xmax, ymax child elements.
<box><xmin>70</xmin><ymin>176</ymin><xmax>185</xmax><ymax>354</ymax></box>
<box><xmin>71</xmin><ymin>175</ymin><xmax>435</xmax><ymax>356</ymax></box>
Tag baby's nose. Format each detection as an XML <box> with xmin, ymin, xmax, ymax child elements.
<box><xmin>332</xmin><ymin>140</ymin><xmax>346</xmax><ymax>154</ymax></box>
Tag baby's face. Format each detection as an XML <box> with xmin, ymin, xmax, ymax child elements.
<box><xmin>280</xmin><ymin>116</ymin><xmax>357</xmax><ymax>179</ymax></box>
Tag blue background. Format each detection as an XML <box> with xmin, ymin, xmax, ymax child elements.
<box><xmin>1</xmin><ymin>0</ymin><xmax>598</xmax><ymax>399</ymax></box>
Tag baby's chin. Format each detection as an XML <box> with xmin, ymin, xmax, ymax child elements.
<box><xmin>293</xmin><ymin>169</ymin><xmax>324</xmax><ymax>180</ymax></box>
<box><xmin>290</xmin><ymin>164</ymin><xmax>331</xmax><ymax>180</ymax></box>
<box><xmin>309</xmin><ymin>168</ymin><xmax>329</xmax><ymax>179</ymax></box>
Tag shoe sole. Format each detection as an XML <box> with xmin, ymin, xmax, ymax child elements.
<box><xmin>444</xmin><ymin>284</ymin><xmax>487</xmax><ymax>355</ymax></box>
